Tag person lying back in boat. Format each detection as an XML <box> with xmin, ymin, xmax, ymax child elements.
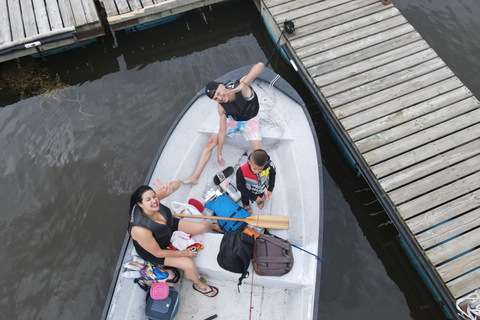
<box><xmin>180</xmin><ymin>62</ymin><xmax>265</xmax><ymax>185</ymax></box>
<box><xmin>236</xmin><ymin>149</ymin><xmax>276</xmax><ymax>214</ymax></box>
<box><xmin>129</xmin><ymin>185</ymin><xmax>222</xmax><ymax>297</ymax></box>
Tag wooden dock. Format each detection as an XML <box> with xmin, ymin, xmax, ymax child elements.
<box><xmin>260</xmin><ymin>0</ymin><xmax>480</xmax><ymax>317</ymax></box>
<box><xmin>0</xmin><ymin>0</ymin><xmax>226</xmax><ymax>62</ymax></box>
<box><xmin>99</xmin><ymin>0</ymin><xmax>225</xmax><ymax>31</ymax></box>
<box><xmin>0</xmin><ymin>0</ymin><xmax>104</xmax><ymax>62</ymax></box>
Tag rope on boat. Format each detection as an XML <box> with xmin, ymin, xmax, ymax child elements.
<box><xmin>258</xmin><ymin>73</ymin><xmax>285</xmax><ymax>152</ymax></box>
<box><xmin>457</xmin><ymin>288</ymin><xmax>480</xmax><ymax>320</ymax></box>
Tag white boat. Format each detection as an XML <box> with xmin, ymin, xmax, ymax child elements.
<box><xmin>102</xmin><ymin>66</ymin><xmax>324</xmax><ymax>320</ymax></box>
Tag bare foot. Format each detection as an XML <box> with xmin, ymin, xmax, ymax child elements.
<box><xmin>257</xmin><ymin>200</ymin><xmax>265</xmax><ymax>209</ymax></box>
<box><xmin>180</xmin><ymin>177</ymin><xmax>199</xmax><ymax>185</ymax></box>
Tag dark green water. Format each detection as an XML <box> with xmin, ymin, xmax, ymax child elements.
<box><xmin>0</xmin><ymin>0</ymin><xmax>478</xmax><ymax>319</ymax></box>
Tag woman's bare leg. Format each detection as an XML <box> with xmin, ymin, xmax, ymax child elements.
<box><xmin>164</xmin><ymin>256</ymin><xmax>218</xmax><ymax>297</ymax></box>
<box><xmin>178</xmin><ymin>219</ymin><xmax>223</xmax><ymax>235</ymax></box>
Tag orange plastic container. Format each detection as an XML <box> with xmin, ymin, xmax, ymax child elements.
<box><xmin>243</xmin><ymin>227</ymin><xmax>259</xmax><ymax>239</ymax></box>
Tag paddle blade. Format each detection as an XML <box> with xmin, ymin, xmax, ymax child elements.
<box><xmin>244</xmin><ymin>215</ymin><xmax>289</xmax><ymax>230</ymax></box>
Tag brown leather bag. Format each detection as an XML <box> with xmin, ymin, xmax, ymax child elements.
<box><xmin>253</xmin><ymin>234</ymin><xmax>294</xmax><ymax>276</ymax></box>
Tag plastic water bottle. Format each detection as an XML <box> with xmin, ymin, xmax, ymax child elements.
<box><xmin>220</xmin><ymin>177</ymin><xmax>241</xmax><ymax>202</ymax></box>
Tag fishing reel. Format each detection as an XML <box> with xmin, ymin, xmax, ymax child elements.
<box><xmin>284</xmin><ymin>20</ymin><xmax>295</xmax><ymax>35</ymax></box>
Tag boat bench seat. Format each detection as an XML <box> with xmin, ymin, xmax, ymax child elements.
<box><xmin>196</xmin><ymin>127</ymin><xmax>293</xmax><ymax>146</ymax></box>
<box><xmin>192</xmin><ymin>232</ymin><xmax>308</xmax><ymax>289</ymax></box>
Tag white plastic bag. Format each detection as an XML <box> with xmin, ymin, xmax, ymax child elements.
<box><xmin>171</xmin><ymin>201</ymin><xmax>204</xmax><ymax>221</ymax></box>
<box><xmin>169</xmin><ymin>231</ymin><xmax>204</xmax><ymax>251</ymax></box>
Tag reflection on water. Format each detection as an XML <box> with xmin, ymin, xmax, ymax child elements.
<box><xmin>0</xmin><ymin>0</ymin><xmax>478</xmax><ymax>319</ymax></box>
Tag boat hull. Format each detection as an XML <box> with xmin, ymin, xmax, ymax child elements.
<box><xmin>103</xmin><ymin>66</ymin><xmax>324</xmax><ymax>320</ymax></box>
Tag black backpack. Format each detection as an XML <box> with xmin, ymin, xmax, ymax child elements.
<box><xmin>217</xmin><ymin>230</ymin><xmax>255</xmax><ymax>289</ymax></box>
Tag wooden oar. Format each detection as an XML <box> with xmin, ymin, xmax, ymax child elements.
<box><xmin>172</xmin><ymin>213</ymin><xmax>289</xmax><ymax>230</ymax></box>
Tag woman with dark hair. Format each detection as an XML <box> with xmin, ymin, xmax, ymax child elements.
<box><xmin>129</xmin><ymin>185</ymin><xmax>221</xmax><ymax>297</ymax></box>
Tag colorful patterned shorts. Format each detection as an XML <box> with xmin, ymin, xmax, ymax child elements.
<box><xmin>215</xmin><ymin>116</ymin><xmax>262</xmax><ymax>141</ymax></box>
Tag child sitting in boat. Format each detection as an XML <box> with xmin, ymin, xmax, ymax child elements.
<box><xmin>236</xmin><ymin>149</ymin><xmax>276</xmax><ymax>214</ymax></box>
<box><xmin>128</xmin><ymin>185</ymin><xmax>222</xmax><ymax>297</ymax></box>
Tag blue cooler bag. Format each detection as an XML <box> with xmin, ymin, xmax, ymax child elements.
<box><xmin>145</xmin><ymin>287</ymin><xmax>179</xmax><ymax>320</ymax></box>
<box><xmin>205</xmin><ymin>193</ymin><xmax>249</xmax><ymax>232</ymax></box>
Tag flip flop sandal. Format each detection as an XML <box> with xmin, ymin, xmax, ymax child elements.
<box><xmin>213</xmin><ymin>166</ymin><xmax>234</xmax><ymax>185</ymax></box>
<box><xmin>162</xmin><ymin>266</ymin><xmax>180</xmax><ymax>284</ymax></box>
<box><xmin>193</xmin><ymin>283</ymin><xmax>219</xmax><ymax>298</ymax></box>
<box><xmin>257</xmin><ymin>199</ymin><xmax>265</xmax><ymax>208</ymax></box>
<box><xmin>243</xmin><ymin>205</ymin><xmax>253</xmax><ymax>214</ymax></box>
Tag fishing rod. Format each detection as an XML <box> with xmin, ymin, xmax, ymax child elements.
<box><xmin>291</xmin><ymin>244</ymin><xmax>331</xmax><ymax>264</ymax></box>
<box><xmin>265</xmin><ymin>20</ymin><xmax>295</xmax><ymax>68</ymax></box>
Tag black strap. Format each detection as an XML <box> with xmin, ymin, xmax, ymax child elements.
<box><xmin>134</xmin><ymin>278</ymin><xmax>149</xmax><ymax>292</ymax></box>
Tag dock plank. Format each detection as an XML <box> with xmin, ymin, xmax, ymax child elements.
<box><xmin>446</xmin><ymin>266</ymin><xmax>480</xmax><ymax>299</ymax></box>
<box><xmin>331</xmin><ymin>53</ymin><xmax>446</xmax><ymax>117</ymax></box>
<box><xmin>101</xmin><ymin>0</ymin><xmax>119</xmax><ymax>16</ymax></box>
<box><xmin>57</xmin><ymin>0</ymin><xmax>76</xmax><ymax>27</ymax></box>
<box><xmin>314</xmin><ymin>40</ymin><xmax>433</xmax><ymax>88</ymax></box>
<box><xmin>115</xmin><ymin>0</ymin><xmax>131</xmax><ymax>14</ymax></box>
<box><xmin>269</xmin><ymin>0</ymin><xmax>351</xmax><ymax>17</ymax></box>
<box><xmin>416</xmin><ymin>208</ymin><xmax>480</xmax><ymax>250</ymax></box>
<box><xmin>340</xmin><ymin>75</ymin><xmax>460</xmax><ymax>132</ymax></box>
<box><xmin>437</xmin><ymin>248</ymin><xmax>480</xmax><ymax>283</ymax></box>
<box><xmin>397</xmin><ymin>170</ymin><xmax>480</xmax><ymax>219</ymax></box>
<box><xmin>129</xmin><ymin>0</ymin><xmax>144</xmax><ymax>10</ymax></box>
<box><xmin>407</xmin><ymin>189</ymin><xmax>480</xmax><ymax>235</ymax></box>
<box><xmin>0</xmin><ymin>0</ymin><xmax>11</xmax><ymax>45</ymax></box>
<box><xmin>302</xmin><ymin>24</ymin><xmax>416</xmax><ymax>68</ymax></box>
<box><xmin>426</xmin><ymin>228</ymin><xmax>480</xmax><ymax>266</ymax></box>
<box><xmin>379</xmin><ymin>136</ymin><xmax>480</xmax><ymax>192</ymax></box>
<box><xmin>328</xmin><ymin>56</ymin><xmax>444</xmax><ymax>111</ymax></box>
<box><xmin>349</xmin><ymin>87</ymin><xmax>473</xmax><ymax>142</ymax></box>
<box><xmin>356</xmin><ymin>98</ymin><xmax>480</xmax><ymax>154</ymax></box>
<box><xmin>291</xmin><ymin>9</ymin><xmax>403</xmax><ymax>51</ymax></box>
<box><xmin>45</xmin><ymin>0</ymin><xmax>65</xmax><ymax>30</ymax></box>
<box><xmin>263</xmin><ymin>0</ymin><xmax>294</xmax><ymax>8</ymax></box>
<box><xmin>371</xmin><ymin>124</ymin><xmax>480</xmax><ymax>183</ymax></box>
<box><xmin>32</xmin><ymin>0</ymin><xmax>51</xmax><ymax>34</ymax></box>
<box><xmin>294</xmin><ymin>15</ymin><xmax>409</xmax><ymax>59</ymax></box>
<box><xmin>82</xmin><ymin>0</ymin><xmax>100</xmax><ymax>23</ymax></box>
<box><xmin>19</xmin><ymin>0</ymin><xmax>38</xmax><ymax>37</ymax></box>
<box><xmin>323</xmin><ymin>50</ymin><xmax>441</xmax><ymax>107</ymax></box>
<box><xmin>307</xmin><ymin>32</ymin><xmax>423</xmax><ymax>77</ymax></box>
<box><xmin>275</xmin><ymin>0</ymin><xmax>382</xmax><ymax>31</ymax></box>
<box><xmin>362</xmin><ymin>94</ymin><xmax>478</xmax><ymax>164</ymax></box>
<box><xmin>389</xmin><ymin>154</ymin><xmax>480</xmax><ymax>205</ymax></box>
<box><xmin>70</xmin><ymin>0</ymin><xmax>88</xmax><ymax>25</ymax></box>
<box><xmin>7</xmin><ymin>0</ymin><xmax>25</xmax><ymax>41</ymax></box>
<box><xmin>285</xmin><ymin>4</ymin><xmax>395</xmax><ymax>42</ymax></box>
